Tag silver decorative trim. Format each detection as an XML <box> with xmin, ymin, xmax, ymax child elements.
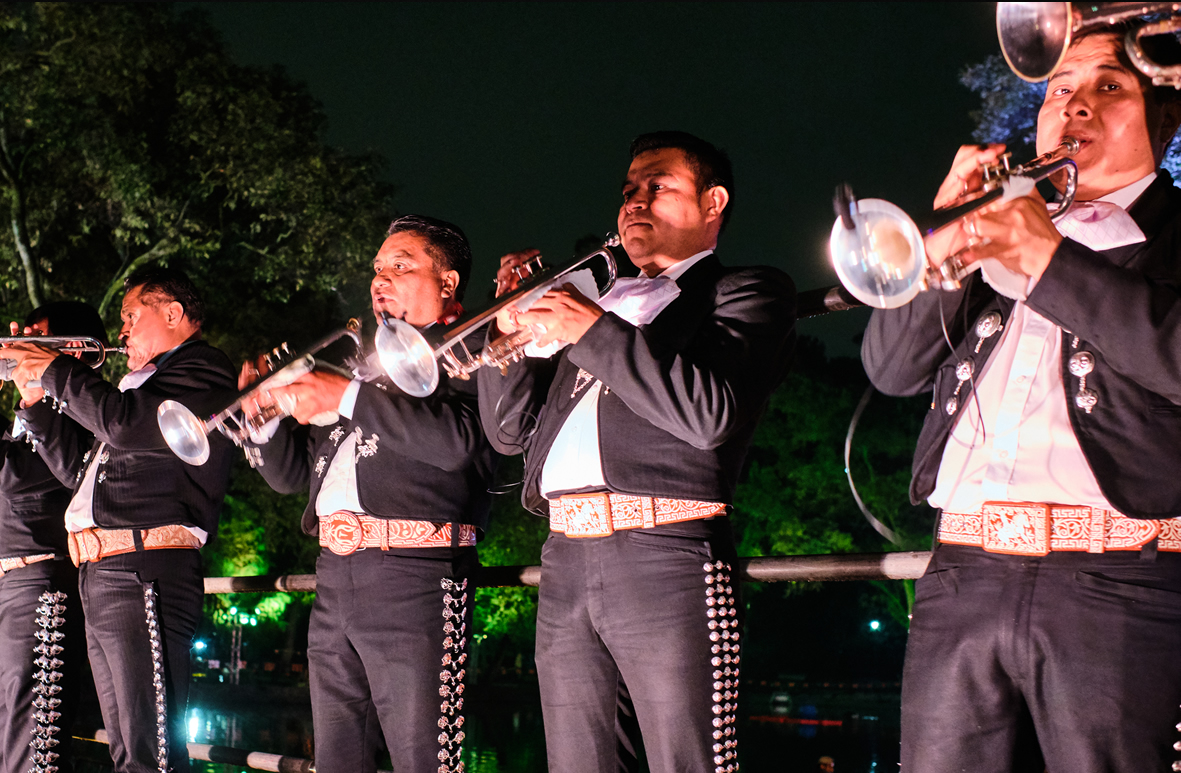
<box><xmin>29</xmin><ymin>590</ymin><xmax>67</xmax><ymax>773</ymax></box>
<box><xmin>437</xmin><ymin>577</ymin><xmax>468</xmax><ymax>773</ymax></box>
<box><xmin>144</xmin><ymin>584</ymin><xmax>169</xmax><ymax>773</ymax></box>
<box><xmin>704</xmin><ymin>561</ymin><xmax>739</xmax><ymax>773</ymax></box>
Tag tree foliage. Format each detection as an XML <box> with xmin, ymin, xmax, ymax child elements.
<box><xmin>0</xmin><ymin>3</ymin><xmax>393</xmax><ymax>360</ymax></box>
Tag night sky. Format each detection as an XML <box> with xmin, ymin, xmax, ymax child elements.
<box><xmin>191</xmin><ymin>2</ymin><xmax>999</xmax><ymax>356</ymax></box>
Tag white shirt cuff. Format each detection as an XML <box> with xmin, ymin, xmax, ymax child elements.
<box><xmin>338</xmin><ymin>378</ymin><xmax>362</xmax><ymax>419</ymax></box>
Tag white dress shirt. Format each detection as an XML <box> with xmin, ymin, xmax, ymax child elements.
<box><xmin>929</xmin><ymin>174</ymin><xmax>1153</xmax><ymax>513</ymax></box>
<box><xmin>539</xmin><ymin>249</ymin><xmax>713</xmax><ymax>498</ymax></box>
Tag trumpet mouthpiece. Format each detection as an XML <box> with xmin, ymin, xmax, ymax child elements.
<box><xmin>1060</xmin><ymin>137</ymin><xmax>1080</xmax><ymax>155</ymax></box>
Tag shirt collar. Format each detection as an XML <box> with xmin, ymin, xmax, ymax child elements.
<box><xmin>1098</xmin><ymin>172</ymin><xmax>1157</xmax><ymax>210</ymax></box>
<box><xmin>657</xmin><ymin>249</ymin><xmax>714</xmax><ymax>283</ymax></box>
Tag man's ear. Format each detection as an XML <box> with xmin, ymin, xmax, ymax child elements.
<box><xmin>440</xmin><ymin>270</ymin><xmax>460</xmax><ymax>299</ymax></box>
<box><xmin>164</xmin><ymin>300</ymin><xmax>186</xmax><ymax>329</ymax></box>
<box><xmin>1160</xmin><ymin>100</ymin><xmax>1181</xmax><ymax>151</ymax></box>
<box><xmin>703</xmin><ymin>185</ymin><xmax>730</xmax><ymax>224</ymax></box>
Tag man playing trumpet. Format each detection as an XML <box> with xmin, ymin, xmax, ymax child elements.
<box><xmin>862</xmin><ymin>29</ymin><xmax>1181</xmax><ymax>772</ymax></box>
<box><xmin>479</xmin><ymin>131</ymin><xmax>796</xmax><ymax>772</ymax></box>
<box><xmin>240</xmin><ymin>215</ymin><xmax>494</xmax><ymax>773</ymax></box>
<box><xmin>6</xmin><ymin>267</ymin><xmax>237</xmax><ymax>773</ymax></box>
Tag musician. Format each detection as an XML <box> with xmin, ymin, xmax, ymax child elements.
<box><xmin>8</xmin><ymin>267</ymin><xmax>236</xmax><ymax>773</ymax></box>
<box><xmin>0</xmin><ymin>303</ymin><xmax>105</xmax><ymax>773</ymax></box>
<box><xmin>479</xmin><ymin>131</ymin><xmax>796</xmax><ymax>772</ymax></box>
<box><xmin>861</xmin><ymin>29</ymin><xmax>1181</xmax><ymax>772</ymax></box>
<box><xmin>240</xmin><ymin>215</ymin><xmax>494</xmax><ymax>773</ymax></box>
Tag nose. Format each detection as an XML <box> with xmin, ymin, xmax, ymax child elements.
<box><xmin>1061</xmin><ymin>89</ymin><xmax>1092</xmax><ymax>121</ymax></box>
<box><xmin>372</xmin><ymin>270</ymin><xmax>391</xmax><ymax>289</ymax></box>
<box><xmin>624</xmin><ymin>190</ymin><xmax>649</xmax><ymax>214</ymax></box>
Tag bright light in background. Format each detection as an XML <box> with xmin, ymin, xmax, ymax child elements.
<box><xmin>187</xmin><ymin>709</ymin><xmax>200</xmax><ymax>742</ymax></box>
<box><xmin>193</xmin><ymin>640</ymin><xmax>206</xmax><ymax>652</ymax></box>
<box><xmin>869</xmin><ymin>619</ymin><xmax>881</xmax><ymax>632</ymax></box>
<box><xmin>228</xmin><ymin>606</ymin><xmax>237</xmax><ymax>616</ymax></box>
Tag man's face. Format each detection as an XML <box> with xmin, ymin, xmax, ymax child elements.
<box><xmin>618</xmin><ymin>148</ymin><xmax>721</xmax><ymax>275</ymax></box>
<box><xmin>370</xmin><ymin>232</ymin><xmax>458</xmax><ymax>328</ymax></box>
<box><xmin>120</xmin><ymin>286</ymin><xmax>179</xmax><ymax>371</ymax></box>
<box><xmin>1037</xmin><ymin>33</ymin><xmax>1161</xmax><ymax>199</ymax></box>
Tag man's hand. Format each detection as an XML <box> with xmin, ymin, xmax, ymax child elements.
<box><xmin>4</xmin><ymin>322</ymin><xmax>57</xmax><ymax>405</ymax></box>
<box><xmin>493</xmin><ymin>249</ymin><xmax>542</xmax><ymax>335</ymax></box>
<box><xmin>512</xmin><ymin>285</ymin><xmax>604</xmax><ymax>348</ymax></box>
<box><xmin>263</xmin><ymin>369</ymin><xmax>351</xmax><ymax>425</ymax></box>
<box><xmin>925</xmin><ymin>143</ymin><xmax>1007</xmax><ymax>269</ymax></box>
<box><xmin>958</xmin><ymin>193</ymin><xmax>1063</xmax><ymax>282</ymax></box>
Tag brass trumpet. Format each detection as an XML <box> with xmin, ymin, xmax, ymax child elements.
<box><xmin>0</xmin><ymin>336</ymin><xmax>125</xmax><ymax>383</ymax></box>
<box><xmin>829</xmin><ymin>139</ymin><xmax>1080</xmax><ymax>309</ymax></box>
<box><xmin>157</xmin><ymin>321</ymin><xmax>364</xmax><ymax>466</ymax></box>
<box><xmin>377</xmin><ymin>233</ymin><xmax>621</xmax><ymax>397</ymax></box>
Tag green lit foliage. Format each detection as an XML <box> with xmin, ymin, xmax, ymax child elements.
<box><xmin>0</xmin><ymin>3</ymin><xmax>392</xmax><ymax>360</ymax></box>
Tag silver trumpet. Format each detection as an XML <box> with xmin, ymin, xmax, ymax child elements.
<box><xmin>0</xmin><ymin>336</ymin><xmax>125</xmax><ymax>386</ymax></box>
<box><xmin>376</xmin><ymin>233</ymin><xmax>620</xmax><ymax>397</ymax></box>
<box><xmin>829</xmin><ymin>139</ymin><xmax>1079</xmax><ymax>309</ymax></box>
<box><xmin>998</xmin><ymin>2</ymin><xmax>1181</xmax><ymax>86</ymax></box>
<box><xmin>157</xmin><ymin>320</ymin><xmax>364</xmax><ymax>466</ymax></box>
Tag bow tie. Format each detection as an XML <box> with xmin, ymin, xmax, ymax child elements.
<box><xmin>598</xmin><ymin>275</ymin><xmax>681</xmax><ymax>327</ymax></box>
<box><xmin>1053</xmin><ymin>200</ymin><xmax>1145</xmax><ymax>251</ymax></box>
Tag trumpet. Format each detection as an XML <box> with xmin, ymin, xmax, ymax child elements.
<box><xmin>0</xmin><ymin>336</ymin><xmax>124</xmax><ymax>384</ymax></box>
<box><xmin>829</xmin><ymin>139</ymin><xmax>1080</xmax><ymax>310</ymax></box>
<box><xmin>376</xmin><ymin>233</ymin><xmax>621</xmax><ymax>397</ymax></box>
<box><xmin>157</xmin><ymin>321</ymin><xmax>364</xmax><ymax>467</ymax></box>
<box><xmin>998</xmin><ymin>2</ymin><xmax>1181</xmax><ymax>86</ymax></box>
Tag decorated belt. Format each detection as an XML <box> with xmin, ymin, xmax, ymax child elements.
<box><xmin>318</xmin><ymin>511</ymin><xmax>477</xmax><ymax>556</ymax></box>
<box><xmin>549</xmin><ymin>492</ymin><xmax>727</xmax><ymax>539</ymax></box>
<box><xmin>938</xmin><ymin>501</ymin><xmax>1181</xmax><ymax>556</ymax></box>
<box><xmin>67</xmin><ymin>525</ymin><xmax>202</xmax><ymax>567</ymax></box>
<box><xmin>0</xmin><ymin>553</ymin><xmax>56</xmax><ymax>576</ymax></box>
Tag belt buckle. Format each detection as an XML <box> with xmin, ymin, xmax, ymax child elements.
<box><xmin>561</xmin><ymin>493</ymin><xmax>615</xmax><ymax>539</ymax></box>
<box><xmin>322</xmin><ymin>511</ymin><xmax>364</xmax><ymax>556</ymax></box>
<box><xmin>982</xmin><ymin>502</ymin><xmax>1050</xmax><ymax>556</ymax></box>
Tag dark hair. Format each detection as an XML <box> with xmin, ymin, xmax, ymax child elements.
<box><xmin>630</xmin><ymin>130</ymin><xmax>735</xmax><ymax>231</ymax></box>
<box><xmin>386</xmin><ymin>215</ymin><xmax>474</xmax><ymax>303</ymax></box>
<box><xmin>25</xmin><ymin>301</ymin><xmax>108</xmax><ymax>346</ymax></box>
<box><xmin>124</xmin><ymin>266</ymin><xmax>206</xmax><ymax>328</ymax></box>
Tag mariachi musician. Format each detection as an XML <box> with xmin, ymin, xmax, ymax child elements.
<box><xmin>7</xmin><ymin>267</ymin><xmax>236</xmax><ymax>773</ymax></box>
<box><xmin>0</xmin><ymin>302</ymin><xmax>106</xmax><ymax>773</ymax></box>
<box><xmin>239</xmin><ymin>215</ymin><xmax>494</xmax><ymax>773</ymax></box>
<box><xmin>479</xmin><ymin>131</ymin><xmax>796</xmax><ymax>773</ymax></box>
<box><xmin>861</xmin><ymin>27</ymin><xmax>1181</xmax><ymax>773</ymax></box>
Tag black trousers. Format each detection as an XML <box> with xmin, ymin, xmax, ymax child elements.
<box><xmin>307</xmin><ymin>546</ymin><xmax>476</xmax><ymax>773</ymax></box>
<box><xmin>902</xmin><ymin>542</ymin><xmax>1181</xmax><ymax>773</ymax></box>
<box><xmin>79</xmin><ymin>549</ymin><xmax>204</xmax><ymax>773</ymax></box>
<box><xmin>0</xmin><ymin>558</ymin><xmax>81</xmax><ymax>773</ymax></box>
<box><xmin>535</xmin><ymin>519</ymin><xmax>741</xmax><ymax>773</ymax></box>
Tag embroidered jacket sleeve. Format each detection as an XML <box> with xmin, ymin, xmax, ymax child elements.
<box><xmin>1026</xmin><ymin>234</ymin><xmax>1181</xmax><ymax>405</ymax></box>
<box><xmin>37</xmin><ymin>344</ymin><xmax>238</xmax><ymax>449</ymax></box>
<box><xmin>568</xmin><ymin>267</ymin><xmax>796</xmax><ymax>451</ymax></box>
<box><xmin>477</xmin><ymin>352</ymin><xmax>560</xmax><ymax>457</ymax></box>
<box><xmin>253</xmin><ymin>419</ymin><xmax>316</xmax><ymax>495</ymax></box>
<box><xmin>14</xmin><ymin>399</ymin><xmax>94</xmax><ymax>489</ymax></box>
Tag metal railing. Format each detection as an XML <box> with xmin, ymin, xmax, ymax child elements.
<box><xmin>70</xmin><ymin>552</ymin><xmax>929</xmax><ymax>772</ymax></box>
<box><xmin>202</xmin><ymin>550</ymin><xmax>932</xmax><ymax>594</ymax></box>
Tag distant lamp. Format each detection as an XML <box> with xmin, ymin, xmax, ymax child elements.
<box><xmin>193</xmin><ymin>640</ymin><xmax>207</xmax><ymax>652</ymax></box>
<box><xmin>869</xmin><ymin>620</ymin><xmax>882</xmax><ymax>632</ymax></box>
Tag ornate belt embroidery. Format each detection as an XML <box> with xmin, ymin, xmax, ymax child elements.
<box><xmin>318</xmin><ymin>512</ymin><xmax>477</xmax><ymax>555</ymax></box>
<box><xmin>939</xmin><ymin>501</ymin><xmax>1181</xmax><ymax>556</ymax></box>
<box><xmin>550</xmin><ymin>493</ymin><xmax>727</xmax><ymax>538</ymax></box>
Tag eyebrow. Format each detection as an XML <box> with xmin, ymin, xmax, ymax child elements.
<box><xmin>1049</xmin><ymin>63</ymin><xmax>1131</xmax><ymax>82</ymax></box>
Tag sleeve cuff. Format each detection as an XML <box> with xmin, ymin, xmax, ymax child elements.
<box><xmin>338</xmin><ymin>378</ymin><xmax>362</xmax><ymax>419</ymax></box>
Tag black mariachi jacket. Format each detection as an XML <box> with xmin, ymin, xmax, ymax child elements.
<box><xmin>477</xmin><ymin>253</ymin><xmax>797</xmax><ymax>515</ymax></box>
<box><xmin>19</xmin><ymin>340</ymin><xmax>238</xmax><ymax>536</ymax></box>
<box><xmin>862</xmin><ymin>171</ymin><xmax>1181</xmax><ymax>519</ymax></box>
<box><xmin>250</xmin><ymin>355</ymin><xmax>495</xmax><ymax>536</ymax></box>
<box><xmin>0</xmin><ymin>406</ymin><xmax>86</xmax><ymax>558</ymax></box>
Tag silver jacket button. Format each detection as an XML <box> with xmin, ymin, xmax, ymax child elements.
<box><xmin>1069</xmin><ymin>351</ymin><xmax>1095</xmax><ymax>378</ymax></box>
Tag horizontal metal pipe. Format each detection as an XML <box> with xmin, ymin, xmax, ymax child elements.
<box><xmin>203</xmin><ymin>552</ymin><xmax>932</xmax><ymax>594</ymax></box>
<box><xmin>83</xmin><ymin>731</ymin><xmax>385</xmax><ymax>773</ymax></box>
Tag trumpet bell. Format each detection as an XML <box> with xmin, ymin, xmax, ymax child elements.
<box><xmin>375</xmin><ymin>318</ymin><xmax>439</xmax><ymax>398</ymax></box>
<box><xmin>829</xmin><ymin>198</ymin><xmax>927</xmax><ymax>310</ymax></box>
<box><xmin>997</xmin><ymin>2</ymin><xmax>1073</xmax><ymax>82</ymax></box>
<box><xmin>157</xmin><ymin>400</ymin><xmax>210</xmax><ymax>466</ymax></box>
